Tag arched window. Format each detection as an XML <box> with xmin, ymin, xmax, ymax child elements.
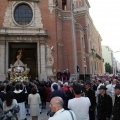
<box><xmin>14</xmin><ymin>3</ymin><xmax>33</xmax><ymax>25</ymax></box>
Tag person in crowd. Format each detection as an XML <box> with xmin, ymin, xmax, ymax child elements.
<box><xmin>111</xmin><ymin>79</ymin><xmax>117</xmax><ymax>106</ymax></box>
<box><xmin>46</xmin><ymin>78</ymin><xmax>52</xmax><ymax>87</ymax></box>
<box><xmin>97</xmin><ymin>85</ymin><xmax>112</xmax><ymax>120</ymax></box>
<box><xmin>13</xmin><ymin>84</ymin><xmax>27</xmax><ymax>120</ymax></box>
<box><xmin>112</xmin><ymin>84</ymin><xmax>120</xmax><ymax>120</ymax></box>
<box><xmin>10</xmin><ymin>81</ymin><xmax>16</xmax><ymax>91</ymax></box>
<box><xmin>50</xmin><ymin>84</ymin><xmax>66</xmax><ymax>101</ymax></box>
<box><xmin>3</xmin><ymin>80</ymin><xmax>10</xmax><ymax>92</ymax></box>
<box><xmin>51</xmin><ymin>81</ymin><xmax>59</xmax><ymax>92</ymax></box>
<box><xmin>48</xmin><ymin>97</ymin><xmax>76</xmax><ymax>120</ymax></box>
<box><xmin>28</xmin><ymin>87</ymin><xmax>41</xmax><ymax>120</ymax></box>
<box><xmin>50</xmin><ymin>84</ymin><xmax>67</xmax><ymax>102</ymax></box>
<box><xmin>91</xmin><ymin>80</ymin><xmax>97</xmax><ymax>91</ymax></box>
<box><xmin>3</xmin><ymin>91</ymin><xmax>18</xmax><ymax>111</ymax></box>
<box><xmin>65</xmin><ymin>83</ymin><xmax>74</xmax><ymax>109</ymax></box>
<box><xmin>85</xmin><ymin>81</ymin><xmax>96</xmax><ymax>120</ymax></box>
<box><xmin>41</xmin><ymin>79</ymin><xmax>47</xmax><ymax>86</ymax></box>
<box><xmin>39</xmin><ymin>82</ymin><xmax>47</xmax><ymax>109</ymax></box>
<box><xmin>29</xmin><ymin>76</ymin><xmax>33</xmax><ymax>82</ymax></box>
<box><xmin>96</xmin><ymin>80</ymin><xmax>103</xmax><ymax>103</ymax></box>
<box><xmin>0</xmin><ymin>97</ymin><xmax>2</xmax><ymax>109</ymax></box>
<box><xmin>105</xmin><ymin>81</ymin><xmax>112</xmax><ymax>97</ymax></box>
<box><xmin>60</xmin><ymin>82</ymin><xmax>69</xmax><ymax>93</ymax></box>
<box><xmin>63</xmin><ymin>70</ymin><xmax>67</xmax><ymax>82</ymax></box>
<box><xmin>0</xmin><ymin>83</ymin><xmax>6</xmax><ymax>102</ymax></box>
<box><xmin>68</xmin><ymin>83</ymin><xmax>91</xmax><ymax>120</ymax></box>
<box><xmin>102</xmin><ymin>78</ymin><xmax>106</xmax><ymax>85</ymax></box>
<box><xmin>66</xmin><ymin>69</ymin><xmax>70</xmax><ymax>82</ymax></box>
<box><xmin>24</xmin><ymin>81</ymin><xmax>33</xmax><ymax>115</ymax></box>
<box><xmin>79</xmin><ymin>80</ymin><xmax>84</xmax><ymax>85</ymax></box>
<box><xmin>56</xmin><ymin>70</ymin><xmax>63</xmax><ymax>81</ymax></box>
<box><xmin>60</xmin><ymin>84</ymin><xmax>67</xmax><ymax>93</ymax></box>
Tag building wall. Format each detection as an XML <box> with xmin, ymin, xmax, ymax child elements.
<box><xmin>74</xmin><ymin>0</ymin><xmax>104</xmax><ymax>75</ymax></box>
<box><xmin>102</xmin><ymin>46</ymin><xmax>113</xmax><ymax>66</ymax></box>
<box><xmin>0</xmin><ymin>0</ymin><xmax>8</xmax><ymax>27</ymax></box>
<box><xmin>0</xmin><ymin>0</ymin><xmax>104</xmax><ymax>80</ymax></box>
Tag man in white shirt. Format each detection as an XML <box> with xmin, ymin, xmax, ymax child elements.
<box><xmin>111</xmin><ymin>79</ymin><xmax>117</xmax><ymax>105</ymax></box>
<box><xmin>105</xmin><ymin>81</ymin><xmax>112</xmax><ymax>97</ymax></box>
<box><xmin>68</xmin><ymin>83</ymin><xmax>91</xmax><ymax>120</ymax></box>
<box><xmin>96</xmin><ymin>80</ymin><xmax>103</xmax><ymax>103</ymax></box>
<box><xmin>48</xmin><ymin>97</ymin><xmax>76</xmax><ymax>120</ymax></box>
<box><xmin>51</xmin><ymin>81</ymin><xmax>61</xmax><ymax>92</ymax></box>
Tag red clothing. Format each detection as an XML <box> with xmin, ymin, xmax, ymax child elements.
<box><xmin>60</xmin><ymin>87</ymin><xmax>68</xmax><ymax>93</ymax></box>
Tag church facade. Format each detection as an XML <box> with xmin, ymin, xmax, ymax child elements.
<box><xmin>0</xmin><ymin>0</ymin><xmax>104</xmax><ymax>81</ymax></box>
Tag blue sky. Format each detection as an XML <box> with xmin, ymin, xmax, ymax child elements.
<box><xmin>88</xmin><ymin>0</ymin><xmax>120</xmax><ymax>62</ymax></box>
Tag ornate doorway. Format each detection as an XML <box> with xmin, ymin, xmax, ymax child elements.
<box><xmin>9</xmin><ymin>43</ymin><xmax>37</xmax><ymax>78</ymax></box>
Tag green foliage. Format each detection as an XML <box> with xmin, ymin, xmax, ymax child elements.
<box><xmin>105</xmin><ymin>62</ymin><xmax>112</xmax><ymax>74</ymax></box>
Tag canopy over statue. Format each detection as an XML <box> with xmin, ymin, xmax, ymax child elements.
<box><xmin>8</xmin><ymin>49</ymin><xmax>30</xmax><ymax>83</ymax></box>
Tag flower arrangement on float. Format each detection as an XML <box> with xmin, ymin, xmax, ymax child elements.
<box><xmin>8</xmin><ymin>62</ymin><xmax>30</xmax><ymax>83</ymax></box>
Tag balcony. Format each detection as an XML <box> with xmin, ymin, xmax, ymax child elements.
<box><xmin>91</xmin><ymin>49</ymin><xmax>104</xmax><ymax>62</ymax></box>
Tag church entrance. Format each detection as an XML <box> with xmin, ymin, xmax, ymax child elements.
<box><xmin>9</xmin><ymin>43</ymin><xmax>37</xmax><ymax>79</ymax></box>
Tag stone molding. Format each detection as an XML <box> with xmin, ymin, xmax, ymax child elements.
<box><xmin>48</xmin><ymin>0</ymin><xmax>56</xmax><ymax>14</ymax></box>
<box><xmin>3</xmin><ymin>1</ymin><xmax>43</xmax><ymax>28</ymax></box>
<box><xmin>57</xmin><ymin>8</ymin><xmax>72</xmax><ymax>20</ymax></box>
<box><xmin>8</xmin><ymin>0</ymin><xmax>39</xmax><ymax>2</ymax></box>
<box><xmin>0</xmin><ymin>28</ymin><xmax>47</xmax><ymax>36</ymax></box>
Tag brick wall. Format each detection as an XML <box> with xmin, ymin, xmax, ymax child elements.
<box><xmin>0</xmin><ymin>0</ymin><xmax>8</xmax><ymax>27</ymax></box>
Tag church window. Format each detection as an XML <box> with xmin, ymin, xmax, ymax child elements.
<box><xmin>14</xmin><ymin>3</ymin><xmax>33</xmax><ymax>25</ymax></box>
<box><xmin>62</xmin><ymin>0</ymin><xmax>67</xmax><ymax>10</ymax></box>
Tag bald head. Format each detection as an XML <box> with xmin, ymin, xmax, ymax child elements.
<box><xmin>50</xmin><ymin>97</ymin><xmax>64</xmax><ymax>112</ymax></box>
<box><xmin>106</xmin><ymin>81</ymin><xmax>109</xmax><ymax>85</ymax></box>
<box><xmin>51</xmin><ymin>97</ymin><xmax>64</xmax><ymax>107</ymax></box>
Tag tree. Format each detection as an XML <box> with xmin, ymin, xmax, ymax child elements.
<box><xmin>105</xmin><ymin>62</ymin><xmax>112</xmax><ymax>74</ymax></box>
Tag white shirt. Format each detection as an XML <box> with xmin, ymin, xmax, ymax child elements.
<box><xmin>48</xmin><ymin>108</ymin><xmax>77</xmax><ymax>120</ymax></box>
<box><xmin>51</xmin><ymin>82</ymin><xmax>60</xmax><ymax>92</ymax></box>
<box><xmin>106</xmin><ymin>84</ymin><xmax>112</xmax><ymax>97</ymax></box>
<box><xmin>68</xmin><ymin>97</ymin><xmax>91</xmax><ymax>120</ymax></box>
<box><xmin>111</xmin><ymin>84</ymin><xmax>116</xmax><ymax>96</ymax></box>
<box><xmin>96</xmin><ymin>83</ymin><xmax>103</xmax><ymax>96</ymax></box>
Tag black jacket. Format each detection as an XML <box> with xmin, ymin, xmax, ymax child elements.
<box><xmin>85</xmin><ymin>88</ymin><xmax>96</xmax><ymax>110</ymax></box>
<box><xmin>0</xmin><ymin>92</ymin><xmax>6</xmax><ymax>102</ymax></box>
<box><xmin>113</xmin><ymin>95</ymin><xmax>120</xmax><ymax>120</ymax></box>
<box><xmin>97</xmin><ymin>93</ymin><xmax>112</xmax><ymax>119</ymax></box>
<box><xmin>50</xmin><ymin>90</ymin><xmax>67</xmax><ymax>101</ymax></box>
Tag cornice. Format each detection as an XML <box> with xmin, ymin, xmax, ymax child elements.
<box><xmin>0</xmin><ymin>28</ymin><xmax>48</xmax><ymax>36</ymax></box>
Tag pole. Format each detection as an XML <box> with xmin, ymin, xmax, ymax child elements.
<box><xmin>111</xmin><ymin>51</ymin><xmax>114</xmax><ymax>74</ymax></box>
<box><xmin>70</xmin><ymin>0</ymin><xmax>78</xmax><ymax>80</ymax></box>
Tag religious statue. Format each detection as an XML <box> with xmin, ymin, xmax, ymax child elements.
<box><xmin>46</xmin><ymin>45</ymin><xmax>54</xmax><ymax>66</ymax></box>
<box><xmin>45</xmin><ymin>45</ymin><xmax>54</xmax><ymax>76</ymax></box>
<box><xmin>8</xmin><ymin>49</ymin><xmax>30</xmax><ymax>83</ymax></box>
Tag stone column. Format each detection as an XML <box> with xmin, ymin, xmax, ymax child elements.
<box><xmin>0</xmin><ymin>43</ymin><xmax>6</xmax><ymax>81</ymax></box>
<box><xmin>37</xmin><ymin>42</ymin><xmax>41</xmax><ymax>80</ymax></box>
<box><xmin>38</xmin><ymin>43</ymin><xmax>47</xmax><ymax>81</ymax></box>
<box><xmin>0</xmin><ymin>44</ymin><xmax>5</xmax><ymax>74</ymax></box>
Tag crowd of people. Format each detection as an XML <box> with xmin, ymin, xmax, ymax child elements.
<box><xmin>0</xmin><ymin>76</ymin><xmax>120</xmax><ymax>120</ymax></box>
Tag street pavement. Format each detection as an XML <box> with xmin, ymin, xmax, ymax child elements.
<box><xmin>27</xmin><ymin>102</ymin><xmax>50</xmax><ymax>120</ymax></box>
